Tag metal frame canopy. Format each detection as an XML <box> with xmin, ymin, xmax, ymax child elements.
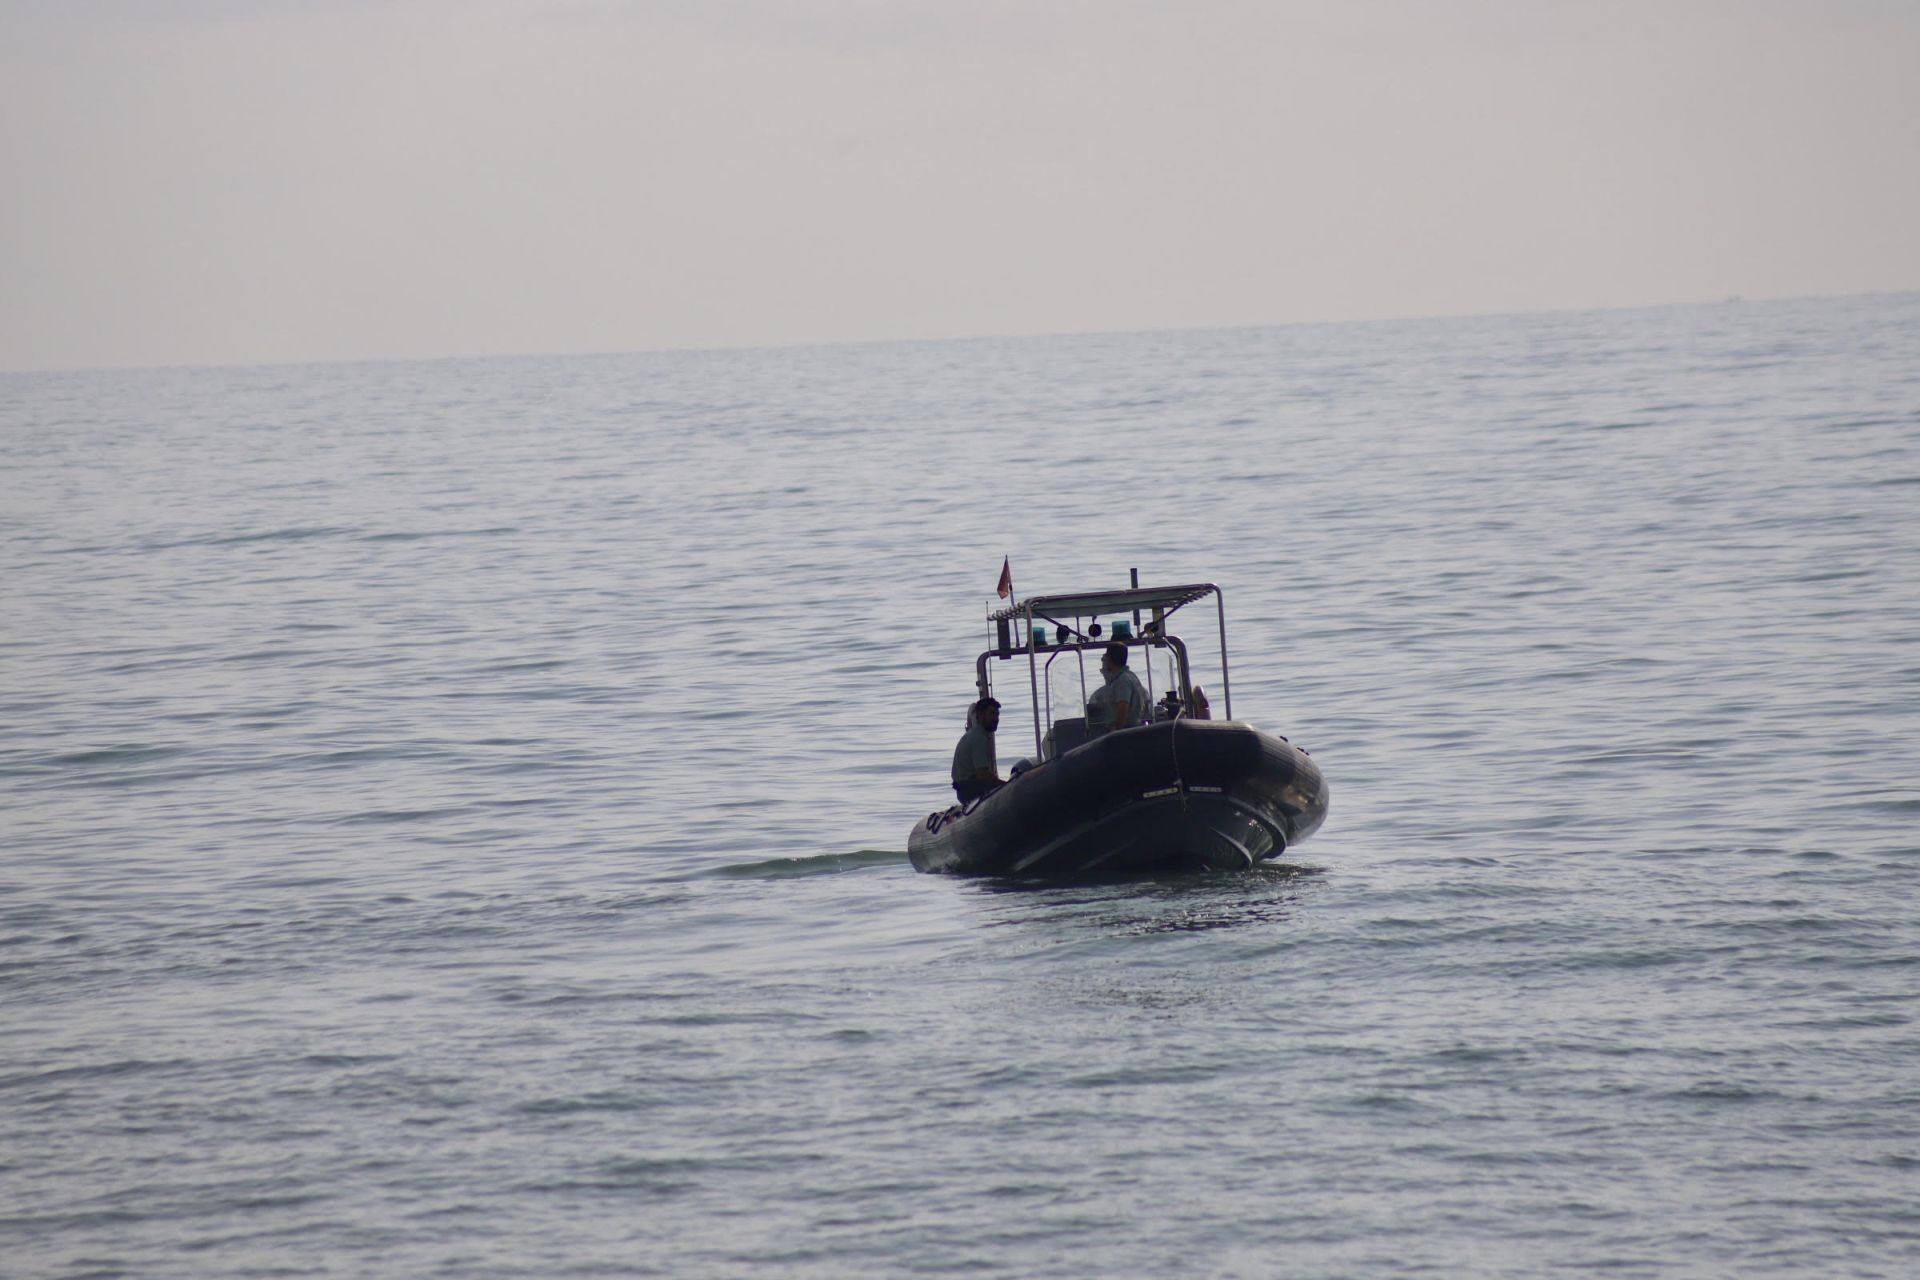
<box><xmin>977</xmin><ymin>580</ymin><xmax>1234</xmax><ymax>757</ymax></box>
<box><xmin>989</xmin><ymin>583</ymin><xmax>1218</xmax><ymax>625</ymax></box>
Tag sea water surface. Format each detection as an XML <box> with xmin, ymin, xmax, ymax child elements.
<box><xmin>3</xmin><ymin>293</ymin><xmax>1919</xmax><ymax>1277</ymax></box>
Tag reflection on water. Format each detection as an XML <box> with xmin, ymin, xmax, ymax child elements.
<box><xmin>964</xmin><ymin>861</ymin><xmax>1325</xmax><ymax>935</ymax></box>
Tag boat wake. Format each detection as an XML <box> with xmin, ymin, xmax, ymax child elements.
<box><xmin>706</xmin><ymin>849</ymin><xmax>905</xmax><ymax>879</ymax></box>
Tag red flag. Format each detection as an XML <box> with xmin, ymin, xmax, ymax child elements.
<box><xmin>995</xmin><ymin>557</ymin><xmax>1013</xmax><ymax>599</ymax></box>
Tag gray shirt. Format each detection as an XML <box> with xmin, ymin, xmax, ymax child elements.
<box><xmin>951</xmin><ymin>722</ymin><xmax>997</xmax><ymax>784</ymax></box>
<box><xmin>1088</xmin><ymin>667</ymin><xmax>1149</xmax><ymax>732</ymax></box>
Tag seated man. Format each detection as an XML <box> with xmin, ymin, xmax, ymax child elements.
<box><xmin>951</xmin><ymin>697</ymin><xmax>1002</xmax><ymax>805</ymax></box>
<box><xmin>1087</xmin><ymin>642</ymin><xmax>1149</xmax><ymax>735</ymax></box>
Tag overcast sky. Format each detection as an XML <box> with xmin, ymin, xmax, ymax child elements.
<box><xmin>2</xmin><ymin>0</ymin><xmax>1917</xmax><ymax>371</ymax></box>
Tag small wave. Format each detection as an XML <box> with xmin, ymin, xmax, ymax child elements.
<box><xmin>359</xmin><ymin>527</ymin><xmax>519</xmax><ymax>542</ymax></box>
<box><xmin>515</xmin><ymin>1092</ymin><xmax>659</xmax><ymax>1116</ymax></box>
<box><xmin>1826</xmin><ymin>797</ymin><xmax>1920</xmax><ymax>817</ymax></box>
<box><xmin>707</xmin><ymin>849</ymin><xmax>904</xmax><ymax>878</ymax></box>
<box><xmin>0</xmin><ymin>1057</ymin><xmax>197</xmax><ymax>1092</ymax></box>
<box><xmin>1666</xmin><ymin>1081</ymin><xmax>1777</xmax><ymax>1103</ymax></box>
<box><xmin>212</xmin><ymin>525</ymin><xmax>354</xmax><ymax>546</ymax></box>
<box><xmin>42</xmin><ymin>744</ymin><xmax>183</xmax><ymax>768</ymax></box>
<box><xmin>216</xmin><ymin>647</ymin><xmax>312</xmax><ymax>664</ymax></box>
<box><xmin>142</xmin><ymin>525</ymin><xmax>357</xmax><ymax>551</ymax></box>
<box><xmin>334</xmin><ymin>807</ymin><xmax>470</xmax><ymax>825</ymax></box>
<box><xmin>297</xmin><ymin>1053</ymin><xmax>398</xmax><ymax>1068</ymax></box>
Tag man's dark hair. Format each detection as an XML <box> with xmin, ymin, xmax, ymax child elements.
<box><xmin>973</xmin><ymin>697</ymin><xmax>1001</xmax><ymax>716</ymax></box>
<box><xmin>1103</xmin><ymin>642</ymin><xmax>1128</xmax><ymax>667</ymax></box>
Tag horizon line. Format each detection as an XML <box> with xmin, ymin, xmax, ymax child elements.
<box><xmin>4</xmin><ymin>286</ymin><xmax>1915</xmax><ymax>380</ymax></box>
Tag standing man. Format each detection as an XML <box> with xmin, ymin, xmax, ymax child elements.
<box><xmin>952</xmin><ymin>697</ymin><xmax>1003</xmax><ymax>805</ymax></box>
<box><xmin>1088</xmin><ymin>642</ymin><xmax>1150</xmax><ymax>735</ymax></box>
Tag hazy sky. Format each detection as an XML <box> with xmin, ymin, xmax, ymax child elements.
<box><xmin>3</xmin><ymin>0</ymin><xmax>1917</xmax><ymax>370</ymax></box>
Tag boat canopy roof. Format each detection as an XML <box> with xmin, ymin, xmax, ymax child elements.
<box><xmin>988</xmin><ymin>582</ymin><xmax>1217</xmax><ymax>624</ymax></box>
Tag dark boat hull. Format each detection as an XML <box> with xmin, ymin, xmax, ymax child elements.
<box><xmin>908</xmin><ymin>720</ymin><xmax>1328</xmax><ymax>876</ymax></box>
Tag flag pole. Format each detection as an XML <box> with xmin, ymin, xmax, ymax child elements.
<box><xmin>996</xmin><ymin>556</ymin><xmax>1044</xmax><ymax>759</ymax></box>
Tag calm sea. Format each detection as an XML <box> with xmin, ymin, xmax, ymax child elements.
<box><xmin>4</xmin><ymin>293</ymin><xmax>1918</xmax><ymax>1278</ymax></box>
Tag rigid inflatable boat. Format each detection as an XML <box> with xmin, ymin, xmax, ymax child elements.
<box><xmin>908</xmin><ymin>580</ymin><xmax>1328</xmax><ymax>876</ymax></box>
